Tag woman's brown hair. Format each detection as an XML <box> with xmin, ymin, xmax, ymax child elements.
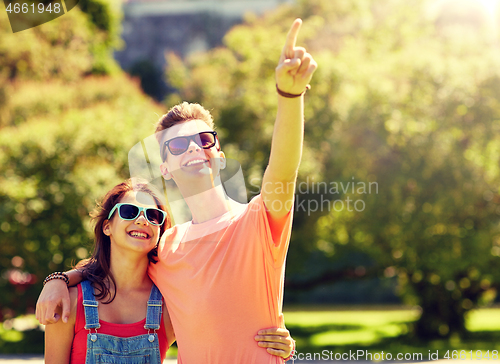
<box><xmin>76</xmin><ymin>179</ymin><xmax>170</xmax><ymax>303</ymax></box>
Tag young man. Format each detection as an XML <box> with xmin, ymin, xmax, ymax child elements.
<box><xmin>37</xmin><ymin>18</ymin><xmax>316</xmax><ymax>363</ymax></box>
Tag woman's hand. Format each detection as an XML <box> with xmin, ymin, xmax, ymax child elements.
<box><xmin>255</xmin><ymin>327</ymin><xmax>295</xmax><ymax>359</ymax></box>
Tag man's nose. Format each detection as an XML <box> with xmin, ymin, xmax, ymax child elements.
<box><xmin>187</xmin><ymin>139</ymin><xmax>201</xmax><ymax>153</ymax></box>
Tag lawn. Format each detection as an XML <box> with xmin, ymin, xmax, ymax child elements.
<box><xmin>282</xmin><ymin>306</ymin><xmax>500</xmax><ymax>359</ymax></box>
<box><xmin>3</xmin><ymin>307</ymin><xmax>500</xmax><ymax>357</ymax></box>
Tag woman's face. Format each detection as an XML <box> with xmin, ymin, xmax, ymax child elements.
<box><xmin>103</xmin><ymin>191</ymin><xmax>162</xmax><ymax>255</ymax></box>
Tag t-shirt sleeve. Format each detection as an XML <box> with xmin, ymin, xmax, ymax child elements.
<box><xmin>248</xmin><ymin>194</ymin><xmax>294</xmax><ymax>267</ymax></box>
<box><xmin>147</xmin><ymin>226</ymin><xmax>175</xmax><ymax>285</ymax></box>
<box><xmin>148</xmin><ymin>260</ymin><xmax>159</xmax><ymax>286</ymax></box>
<box><xmin>147</xmin><ymin>235</ymin><xmax>162</xmax><ymax>286</ymax></box>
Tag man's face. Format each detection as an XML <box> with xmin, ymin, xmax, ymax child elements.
<box><xmin>159</xmin><ymin>119</ymin><xmax>225</xmax><ymax>185</ymax></box>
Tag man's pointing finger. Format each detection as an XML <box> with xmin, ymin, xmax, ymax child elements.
<box><xmin>283</xmin><ymin>18</ymin><xmax>302</xmax><ymax>59</ymax></box>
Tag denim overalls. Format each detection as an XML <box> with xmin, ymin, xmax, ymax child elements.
<box><xmin>81</xmin><ymin>280</ymin><xmax>163</xmax><ymax>364</ymax></box>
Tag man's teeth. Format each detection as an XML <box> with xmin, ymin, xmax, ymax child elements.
<box><xmin>185</xmin><ymin>159</ymin><xmax>207</xmax><ymax>166</ymax></box>
<box><xmin>129</xmin><ymin>231</ymin><xmax>148</xmax><ymax>238</ymax></box>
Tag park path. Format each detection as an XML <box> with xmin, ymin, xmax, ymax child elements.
<box><xmin>0</xmin><ymin>355</ymin><xmax>484</xmax><ymax>363</ymax></box>
<box><xmin>0</xmin><ymin>355</ymin><xmax>178</xmax><ymax>363</ymax></box>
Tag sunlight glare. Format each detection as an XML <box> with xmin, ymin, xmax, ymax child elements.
<box><xmin>475</xmin><ymin>0</ymin><xmax>499</xmax><ymax>14</ymax></box>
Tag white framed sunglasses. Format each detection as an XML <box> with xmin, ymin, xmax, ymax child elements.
<box><xmin>108</xmin><ymin>203</ymin><xmax>167</xmax><ymax>226</ymax></box>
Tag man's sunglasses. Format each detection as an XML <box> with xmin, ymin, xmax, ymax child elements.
<box><xmin>108</xmin><ymin>203</ymin><xmax>167</xmax><ymax>226</ymax></box>
<box><xmin>162</xmin><ymin>131</ymin><xmax>218</xmax><ymax>159</ymax></box>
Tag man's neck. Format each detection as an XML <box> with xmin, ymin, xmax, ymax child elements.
<box><xmin>182</xmin><ymin>183</ymin><xmax>236</xmax><ymax>224</ymax></box>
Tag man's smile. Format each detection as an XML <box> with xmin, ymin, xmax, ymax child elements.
<box><xmin>183</xmin><ymin>158</ymin><xmax>209</xmax><ymax>167</ymax></box>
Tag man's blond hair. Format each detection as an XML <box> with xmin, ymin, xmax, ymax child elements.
<box><xmin>156</xmin><ymin>102</ymin><xmax>214</xmax><ymax>140</ymax></box>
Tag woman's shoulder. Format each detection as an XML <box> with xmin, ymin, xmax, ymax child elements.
<box><xmin>69</xmin><ymin>285</ymin><xmax>79</xmax><ymax>301</ymax></box>
<box><xmin>49</xmin><ymin>284</ymin><xmax>79</xmax><ymax>326</ymax></box>
<box><xmin>68</xmin><ymin>285</ymin><xmax>80</xmax><ymax>322</ymax></box>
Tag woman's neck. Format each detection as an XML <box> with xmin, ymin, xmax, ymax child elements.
<box><xmin>182</xmin><ymin>184</ymin><xmax>236</xmax><ymax>224</ymax></box>
<box><xmin>108</xmin><ymin>249</ymin><xmax>152</xmax><ymax>292</ymax></box>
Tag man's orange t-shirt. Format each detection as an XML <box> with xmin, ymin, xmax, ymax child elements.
<box><xmin>148</xmin><ymin>194</ymin><xmax>293</xmax><ymax>364</ymax></box>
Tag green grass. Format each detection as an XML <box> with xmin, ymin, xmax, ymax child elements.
<box><xmin>467</xmin><ymin>308</ymin><xmax>500</xmax><ymax>332</ymax></box>
<box><xmin>282</xmin><ymin>305</ymin><xmax>500</xmax><ymax>358</ymax></box>
<box><xmin>283</xmin><ymin>306</ymin><xmax>419</xmax><ymax>346</ymax></box>
<box><xmin>4</xmin><ymin>307</ymin><xmax>500</xmax><ymax>356</ymax></box>
<box><xmin>0</xmin><ymin>315</ymin><xmax>44</xmax><ymax>353</ymax></box>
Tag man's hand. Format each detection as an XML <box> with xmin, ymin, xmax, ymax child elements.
<box><xmin>276</xmin><ymin>18</ymin><xmax>317</xmax><ymax>96</ymax></box>
<box><xmin>36</xmin><ymin>279</ymin><xmax>71</xmax><ymax>325</ymax></box>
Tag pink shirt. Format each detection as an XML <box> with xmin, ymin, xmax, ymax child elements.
<box><xmin>149</xmin><ymin>195</ymin><xmax>293</xmax><ymax>363</ymax></box>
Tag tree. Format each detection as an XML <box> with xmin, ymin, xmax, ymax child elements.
<box><xmin>0</xmin><ymin>4</ymin><xmax>162</xmax><ymax>328</ymax></box>
<box><xmin>163</xmin><ymin>0</ymin><xmax>500</xmax><ymax>339</ymax></box>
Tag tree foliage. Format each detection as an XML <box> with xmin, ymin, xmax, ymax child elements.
<box><xmin>164</xmin><ymin>0</ymin><xmax>500</xmax><ymax>339</ymax></box>
<box><xmin>0</xmin><ymin>5</ymin><xmax>161</xmax><ymax>328</ymax></box>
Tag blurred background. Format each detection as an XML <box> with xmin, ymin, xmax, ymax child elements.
<box><xmin>1</xmin><ymin>0</ymin><xmax>500</xmax><ymax>358</ymax></box>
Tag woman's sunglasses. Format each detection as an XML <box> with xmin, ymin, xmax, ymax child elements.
<box><xmin>108</xmin><ymin>203</ymin><xmax>167</xmax><ymax>226</ymax></box>
<box><xmin>162</xmin><ymin>131</ymin><xmax>218</xmax><ymax>160</ymax></box>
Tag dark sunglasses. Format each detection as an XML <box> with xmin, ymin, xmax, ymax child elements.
<box><xmin>162</xmin><ymin>131</ymin><xmax>218</xmax><ymax>159</ymax></box>
<box><xmin>108</xmin><ymin>203</ymin><xmax>167</xmax><ymax>226</ymax></box>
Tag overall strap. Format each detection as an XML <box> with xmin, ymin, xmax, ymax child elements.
<box><xmin>81</xmin><ymin>280</ymin><xmax>101</xmax><ymax>330</ymax></box>
<box><xmin>144</xmin><ymin>284</ymin><xmax>162</xmax><ymax>330</ymax></box>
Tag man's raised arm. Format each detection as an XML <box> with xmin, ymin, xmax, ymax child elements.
<box><xmin>262</xmin><ymin>18</ymin><xmax>317</xmax><ymax>223</ymax></box>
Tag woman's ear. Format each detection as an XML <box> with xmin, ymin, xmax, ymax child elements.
<box><xmin>160</xmin><ymin>162</ymin><xmax>172</xmax><ymax>180</ymax></box>
<box><xmin>103</xmin><ymin>220</ymin><xmax>111</xmax><ymax>236</ymax></box>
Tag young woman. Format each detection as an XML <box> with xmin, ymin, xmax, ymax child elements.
<box><xmin>44</xmin><ymin>179</ymin><xmax>294</xmax><ymax>363</ymax></box>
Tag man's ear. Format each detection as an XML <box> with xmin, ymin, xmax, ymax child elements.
<box><xmin>103</xmin><ymin>220</ymin><xmax>111</xmax><ymax>236</ymax></box>
<box><xmin>160</xmin><ymin>162</ymin><xmax>172</xmax><ymax>180</ymax></box>
<box><xmin>218</xmin><ymin>151</ymin><xmax>226</xmax><ymax>170</ymax></box>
